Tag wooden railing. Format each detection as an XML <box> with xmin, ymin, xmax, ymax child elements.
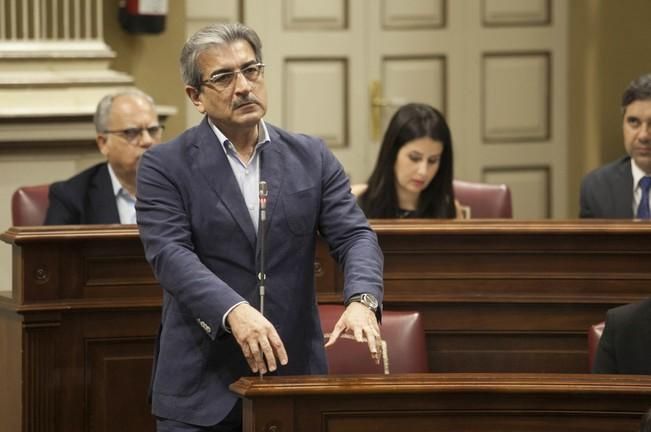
<box><xmin>2</xmin><ymin>220</ymin><xmax>651</xmax><ymax>431</ymax></box>
<box><xmin>232</xmin><ymin>373</ymin><xmax>651</xmax><ymax>432</ymax></box>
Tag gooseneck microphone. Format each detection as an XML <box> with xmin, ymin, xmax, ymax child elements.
<box><xmin>258</xmin><ymin>181</ymin><xmax>268</xmax><ymax>317</ymax></box>
<box><xmin>258</xmin><ymin>181</ymin><xmax>268</xmax><ymax>378</ymax></box>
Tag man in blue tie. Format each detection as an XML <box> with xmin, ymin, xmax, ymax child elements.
<box><xmin>580</xmin><ymin>73</ymin><xmax>651</xmax><ymax>218</ymax></box>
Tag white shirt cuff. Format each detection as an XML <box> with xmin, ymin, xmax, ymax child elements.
<box><xmin>222</xmin><ymin>300</ymin><xmax>249</xmax><ymax>333</ymax></box>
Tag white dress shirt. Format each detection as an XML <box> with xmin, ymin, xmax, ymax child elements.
<box><xmin>107</xmin><ymin>163</ymin><xmax>137</xmax><ymax>224</ymax></box>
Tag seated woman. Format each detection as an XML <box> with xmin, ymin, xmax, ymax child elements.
<box><xmin>354</xmin><ymin>103</ymin><xmax>466</xmax><ymax>218</ymax></box>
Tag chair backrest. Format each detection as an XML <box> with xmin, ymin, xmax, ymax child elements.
<box><xmin>453</xmin><ymin>179</ymin><xmax>512</xmax><ymax>218</ymax></box>
<box><xmin>11</xmin><ymin>184</ymin><xmax>50</xmax><ymax>226</ymax></box>
<box><xmin>588</xmin><ymin>321</ymin><xmax>605</xmax><ymax>372</ymax></box>
<box><xmin>319</xmin><ymin>304</ymin><xmax>428</xmax><ymax>374</ymax></box>
<box><xmin>351</xmin><ymin>180</ymin><xmax>512</xmax><ymax>218</ymax></box>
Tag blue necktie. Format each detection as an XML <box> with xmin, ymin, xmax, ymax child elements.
<box><xmin>636</xmin><ymin>176</ymin><xmax>651</xmax><ymax>219</ymax></box>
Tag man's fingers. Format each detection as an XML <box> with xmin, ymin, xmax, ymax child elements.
<box><xmin>240</xmin><ymin>343</ymin><xmax>258</xmax><ymax>372</ymax></box>
<box><xmin>230</xmin><ymin>304</ymin><xmax>288</xmax><ymax>374</ymax></box>
<box><xmin>248</xmin><ymin>341</ymin><xmax>268</xmax><ymax>374</ymax></box>
<box><xmin>327</xmin><ymin>305</ymin><xmax>383</xmax><ymax>364</ymax></box>
<box><xmin>353</xmin><ymin>325</ymin><xmax>364</xmax><ymax>343</ymax></box>
<box><xmin>363</xmin><ymin>327</ymin><xmax>380</xmax><ymax>364</ymax></box>
<box><xmin>371</xmin><ymin>321</ymin><xmax>381</xmax><ymax>338</ymax></box>
<box><xmin>269</xmin><ymin>332</ymin><xmax>289</xmax><ymax>366</ymax></box>
<box><xmin>259</xmin><ymin>338</ymin><xmax>276</xmax><ymax>372</ymax></box>
<box><xmin>243</xmin><ymin>332</ymin><xmax>288</xmax><ymax>374</ymax></box>
<box><xmin>324</xmin><ymin>325</ymin><xmax>344</xmax><ymax>347</ymax></box>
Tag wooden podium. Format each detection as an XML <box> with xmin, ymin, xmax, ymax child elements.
<box><xmin>2</xmin><ymin>221</ymin><xmax>651</xmax><ymax>431</ymax></box>
<box><xmin>231</xmin><ymin>373</ymin><xmax>651</xmax><ymax>432</ymax></box>
<box><xmin>0</xmin><ymin>225</ymin><xmax>161</xmax><ymax>432</ymax></box>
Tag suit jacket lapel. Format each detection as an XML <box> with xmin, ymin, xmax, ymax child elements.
<box><xmin>612</xmin><ymin>157</ymin><xmax>634</xmax><ymax>218</ymax></box>
<box><xmin>193</xmin><ymin>119</ymin><xmax>257</xmax><ymax>249</ymax></box>
<box><xmin>89</xmin><ymin>163</ymin><xmax>120</xmax><ymax>224</ymax></box>
<box><xmin>260</xmin><ymin>126</ymin><xmax>285</xmax><ymax>233</ymax></box>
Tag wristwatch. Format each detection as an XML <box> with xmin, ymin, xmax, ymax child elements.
<box><xmin>345</xmin><ymin>293</ymin><xmax>379</xmax><ymax>313</ymax></box>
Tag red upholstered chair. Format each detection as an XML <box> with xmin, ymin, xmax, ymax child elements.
<box><xmin>11</xmin><ymin>184</ymin><xmax>50</xmax><ymax>226</ymax></box>
<box><xmin>453</xmin><ymin>179</ymin><xmax>512</xmax><ymax>218</ymax></box>
<box><xmin>319</xmin><ymin>304</ymin><xmax>428</xmax><ymax>374</ymax></box>
<box><xmin>588</xmin><ymin>321</ymin><xmax>605</xmax><ymax>372</ymax></box>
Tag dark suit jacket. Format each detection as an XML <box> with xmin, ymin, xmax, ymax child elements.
<box><xmin>579</xmin><ymin>155</ymin><xmax>634</xmax><ymax>218</ymax></box>
<box><xmin>592</xmin><ymin>298</ymin><xmax>651</xmax><ymax>374</ymax></box>
<box><xmin>136</xmin><ymin>118</ymin><xmax>384</xmax><ymax>426</ymax></box>
<box><xmin>44</xmin><ymin>162</ymin><xmax>120</xmax><ymax>225</ymax></box>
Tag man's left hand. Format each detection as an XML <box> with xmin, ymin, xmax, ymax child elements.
<box><xmin>324</xmin><ymin>302</ymin><xmax>381</xmax><ymax>364</ymax></box>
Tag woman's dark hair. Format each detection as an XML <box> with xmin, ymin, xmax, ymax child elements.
<box><xmin>358</xmin><ymin>103</ymin><xmax>455</xmax><ymax>218</ymax></box>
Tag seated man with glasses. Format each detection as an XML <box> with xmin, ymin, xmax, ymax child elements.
<box><xmin>45</xmin><ymin>88</ymin><xmax>163</xmax><ymax>224</ymax></box>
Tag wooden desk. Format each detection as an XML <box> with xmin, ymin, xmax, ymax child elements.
<box><xmin>316</xmin><ymin>220</ymin><xmax>651</xmax><ymax>373</ymax></box>
<box><xmin>231</xmin><ymin>373</ymin><xmax>651</xmax><ymax>432</ymax></box>
<box><xmin>0</xmin><ymin>225</ymin><xmax>160</xmax><ymax>432</ymax></box>
<box><xmin>1</xmin><ymin>221</ymin><xmax>651</xmax><ymax>431</ymax></box>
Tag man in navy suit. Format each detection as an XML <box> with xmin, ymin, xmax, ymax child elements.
<box><xmin>44</xmin><ymin>88</ymin><xmax>162</xmax><ymax>224</ymax></box>
<box><xmin>592</xmin><ymin>298</ymin><xmax>651</xmax><ymax>374</ymax></box>
<box><xmin>136</xmin><ymin>23</ymin><xmax>384</xmax><ymax>431</ymax></box>
<box><xmin>580</xmin><ymin>73</ymin><xmax>651</xmax><ymax>218</ymax></box>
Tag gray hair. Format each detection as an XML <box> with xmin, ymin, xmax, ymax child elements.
<box><xmin>94</xmin><ymin>88</ymin><xmax>156</xmax><ymax>132</ymax></box>
<box><xmin>179</xmin><ymin>22</ymin><xmax>263</xmax><ymax>89</ymax></box>
<box><xmin>622</xmin><ymin>73</ymin><xmax>651</xmax><ymax>110</ymax></box>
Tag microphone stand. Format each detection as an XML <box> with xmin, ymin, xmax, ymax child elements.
<box><xmin>257</xmin><ymin>181</ymin><xmax>268</xmax><ymax>378</ymax></box>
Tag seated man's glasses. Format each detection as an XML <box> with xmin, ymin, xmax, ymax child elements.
<box><xmin>102</xmin><ymin>125</ymin><xmax>164</xmax><ymax>143</ymax></box>
<box><xmin>200</xmin><ymin>63</ymin><xmax>266</xmax><ymax>91</ymax></box>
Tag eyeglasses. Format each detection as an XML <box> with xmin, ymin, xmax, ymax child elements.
<box><xmin>199</xmin><ymin>63</ymin><xmax>266</xmax><ymax>91</ymax></box>
<box><xmin>102</xmin><ymin>125</ymin><xmax>164</xmax><ymax>143</ymax></box>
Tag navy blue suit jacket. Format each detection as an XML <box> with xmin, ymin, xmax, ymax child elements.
<box><xmin>592</xmin><ymin>298</ymin><xmax>651</xmax><ymax>374</ymax></box>
<box><xmin>136</xmin><ymin>118</ymin><xmax>384</xmax><ymax>426</ymax></box>
<box><xmin>579</xmin><ymin>156</ymin><xmax>634</xmax><ymax>218</ymax></box>
<box><xmin>44</xmin><ymin>162</ymin><xmax>120</xmax><ymax>225</ymax></box>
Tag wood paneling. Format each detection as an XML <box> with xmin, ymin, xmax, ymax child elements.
<box><xmin>484</xmin><ymin>166</ymin><xmax>550</xmax><ymax>218</ymax></box>
<box><xmin>483</xmin><ymin>52</ymin><xmax>551</xmax><ymax>142</ymax></box>
<box><xmin>0</xmin><ymin>225</ymin><xmax>162</xmax><ymax>432</ymax></box>
<box><xmin>231</xmin><ymin>374</ymin><xmax>651</xmax><ymax>432</ymax></box>
<box><xmin>483</xmin><ymin>0</ymin><xmax>551</xmax><ymax>26</ymax></box>
<box><xmin>86</xmin><ymin>337</ymin><xmax>156</xmax><ymax>432</ymax></box>
<box><xmin>314</xmin><ymin>219</ymin><xmax>651</xmax><ymax>373</ymax></box>
<box><xmin>24</xmin><ymin>316</ymin><xmax>61</xmax><ymax>431</ymax></box>
<box><xmin>283</xmin><ymin>0</ymin><xmax>348</xmax><ymax>30</ymax></box>
<box><xmin>284</xmin><ymin>58</ymin><xmax>348</xmax><ymax>148</ymax></box>
<box><xmin>2</xmin><ymin>221</ymin><xmax>651</xmax><ymax>430</ymax></box>
<box><xmin>382</xmin><ymin>55</ymin><xmax>447</xmax><ymax>121</ymax></box>
<box><xmin>381</xmin><ymin>0</ymin><xmax>446</xmax><ymax>29</ymax></box>
<box><xmin>0</xmin><ymin>309</ymin><xmax>22</xmax><ymax>432</ymax></box>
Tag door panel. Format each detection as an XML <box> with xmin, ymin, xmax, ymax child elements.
<box><xmin>240</xmin><ymin>0</ymin><xmax>567</xmax><ymax>217</ymax></box>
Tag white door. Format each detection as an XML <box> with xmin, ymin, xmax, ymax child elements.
<box><xmin>245</xmin><ymin>1</ymin><xmax>369</xmax><ymax>183</ymax></box>
<box><xmin>241</xmin><ymin>0</ymin><xmax>567</xmax><ymax>218</ymax></box>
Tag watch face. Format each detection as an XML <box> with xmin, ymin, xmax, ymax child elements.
<box><xmin>361</xmin><ymin>293</ymin><xmax>378</xmax><ymax>309</ymax></box>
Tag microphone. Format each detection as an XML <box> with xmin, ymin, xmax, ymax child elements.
<box><xmin>258</xmin><ymin>181</ymin><xmax>267</xmax><ymax>378</ymax></box>
<box><xmin>258</xmin><ymin>181</ymin><xmax>268</xmax><ymax>316</ymax></box>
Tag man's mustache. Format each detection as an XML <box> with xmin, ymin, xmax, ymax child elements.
<box><xmin>233</xmin><ymin>96</ymin><xmax>260</xmax><ymax>109</ymax></box>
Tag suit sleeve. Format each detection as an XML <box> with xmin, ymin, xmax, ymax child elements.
<box><xmin>592</xmin><ymin>311</ymin><xmax>617</xmax><ymax>373</ymax></box>
<box><xmin>136</xmin><ymin>148</ymin><xmax>244</xmax><ymax>339</ymax></box>
<box><xmin>579</xmin><ymin>175</ymin><xmax>597</xmax><ymax>218</ymax></box>
<box><xmin>44</xmin><ymin>182</ymin><xmax>79</xmax><ymax>225</ymax></box>
<box><xmin>314</xmin><ymin>139</ymin><xmax>384</xmax><ymax>311</ymax></box>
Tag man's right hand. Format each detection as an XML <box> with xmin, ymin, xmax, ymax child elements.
<box><xmin>227</xmin><ymin>303</ymin><xmax>288</xmax><ymax>374</ymax></box>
